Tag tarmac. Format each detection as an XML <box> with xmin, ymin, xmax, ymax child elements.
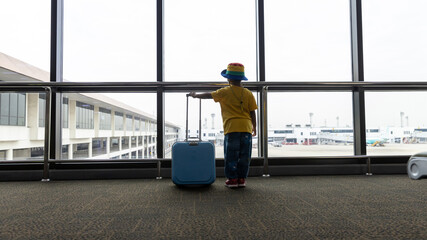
<box><xmin>213</xmin><ymin>143</ymin><xmax>427</xmax><ymax>158</ymax></box>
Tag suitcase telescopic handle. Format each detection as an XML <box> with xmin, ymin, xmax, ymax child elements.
<box><xmin>185</xmin><ymin>94</ymin><xmax>202</xmax><ymax>142</ymax></box>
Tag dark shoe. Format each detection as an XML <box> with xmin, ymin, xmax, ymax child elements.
<box><xmin>237</xmin><ymin>178</ymin><xmax>246</xmax><ymax>187</ymax></box>
<box><xmin>225</xmin><ymin>179</ymin><xmax>238</xmax><ymax>188</ymax></box>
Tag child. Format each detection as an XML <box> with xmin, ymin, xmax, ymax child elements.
<box><xmin>189</xmin><ymin>63</ymin><xmax>257</xmax><ymax>188</ymax></box>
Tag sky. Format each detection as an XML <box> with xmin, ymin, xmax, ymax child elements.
<box><xmin>1</xmin><ymin>0</ymin><xmax>427</xmax><ymax>131</ymax></box>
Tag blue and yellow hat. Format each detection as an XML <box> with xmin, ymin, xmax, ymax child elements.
<box><xmin>221</xmin><ymin>63</ymin><xmax>248</xmax><ymax>81</ymax></box>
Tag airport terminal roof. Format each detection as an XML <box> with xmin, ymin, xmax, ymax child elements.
<box><xmin>0</xmin><ymin>52</ymin><xmax>179</xmax><ymax>128</ymax></box>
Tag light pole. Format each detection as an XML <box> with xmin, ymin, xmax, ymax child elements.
<box><xmin>309</xmin><ymin>112</ymin><xmax>313</xmax><ymax>127</ymax></box>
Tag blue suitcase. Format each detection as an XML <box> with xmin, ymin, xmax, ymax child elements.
<box><xmin>172</xmin><ymin>95</ymin><xmax>216</xmax><ymax>185</ymax></box>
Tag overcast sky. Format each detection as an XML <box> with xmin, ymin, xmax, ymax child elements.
<box><xmin>1</xmin><ymin>0</ymin><xmax>427</xmax><ymax>131</ymax></box>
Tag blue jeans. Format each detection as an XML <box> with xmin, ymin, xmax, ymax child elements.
<box><xmin>224</xmin><ymin>132</ymin><xmax>252</xmax><ymax>179</ymax></box>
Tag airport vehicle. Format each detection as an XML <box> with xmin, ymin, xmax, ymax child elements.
<box><xmin>366</xmin><ymin>138</ymin><xmax>387</xmax><ymax>147</ymax></box>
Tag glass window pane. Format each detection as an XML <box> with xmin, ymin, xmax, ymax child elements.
<box><xmin>13</xmin><ymin>148</ymin><xmax>31</xmax><ymax>161</ymax></box>
<box><xmin>92</xmin><ymin>138</ymin><xmax>107</xmax><ymax>157</ymax></box>
<box><xmin>63</xmin><ymin>98</ymin><xmax>69</xmax><ymax>128</ymax></box>
<box><xmin>126</xmin><ymin>115</ymin><xmax>133</xmax><ymax>131</ymax></box>
<box><xmin>9</xmin><ymin>93</ymin><xmax>18</xmax><ymax>125</ymax></box>
<box><xmin>64</xmin><ymin>1</ymin><xmax>156</xmax><ymax>82</ymax></box>
<box><xmin>74</xmin><ymin>143</ymin><xmax>89</xmax><ymax>159</ymax></box>
<box><xmin>268</xmin><ymin>92</ymin><xmax>353</xmax><ymax>156</ymax></box>
<box><xmin>99</xmin><ymin>107</ymin><xmax>112</xmax><ymax>131</ymax></box>
<box><xmin>122</xmin><ymin>137</ymin><xmax>129</xmax><ymax>150</ymax></box>
<box><xmin>30</xmin><ymin>147</ymin><xmax>44</xmax><ymax>160</ymax></box>
<box><xmin>0</xmin><ymin>150</ymin><xmax>6</xmax><ymax>160</ymax></box>
<box><xmin>18</xmin><ymin>93</ymin><xmax>26</xmax><ymax>126</ymax></box>
<box><xmin>131</xmin><ymin>136</ymin><xmax>137</xmax><ymax>148</ymax></box>
<box><xmin>61</xmin><ymin>145</ymin><xmax>69</xmax><ymax>160</ymax></box>
<box><xmin>39</xmin><ymin>93</ymin><xmax>46</xmax><ymax>128</ymax></box>
<box><xmin>135</xmin><ymin>118</ymin><xmax>140</xmax><ymax>131</ymax></box>
<box><xmin>265</xmin><ymin>0</ymin><xmax>351</xmax><ymax>81</ymax></box>
<box><xmin>363</xmin><ymin>0</ymin><xmax>427</xmax><ymax>81</ymax></box>
<box><xmin>165</xmin><ymin>0</ymin><xmax>256</xmax><ymax>81</ymax></box>
<box><xmin>110</xmin><ymin>137</ymin><xmax>120</xmax><ymax>153</ymax></box>
<box><xmin>0</xmin><ymin>1</ymin><xmax>50</xmax><ymax>77</ymax></box>
<box><xmin>115</xmin><ymin>113</ymin><xmax>123</xmax><ymax>131</ymax></box>
<box><xmin>366</xmin><ymin>92</ymin><xmax>427</xmax><ymax>155</ymax></box>
<box><xmin>1</xmin><ymin>93</ymin><xmax>10</xmax><ymax>125</ymax></box>
<box><xmin>76</xmin><ymin>102</ymin><xmax>94</xmax><ymax>130</ymax></box>
<box><xmin>165</xmin><ymin>92</ymin><xmax>257</xmax><ymax>158</ymax></box>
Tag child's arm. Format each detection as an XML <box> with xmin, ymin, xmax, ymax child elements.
<box><xmin>189</xmin><ymin>92</ymin><xmax>213</xmax><ymax>99</ymax></box>
<box><xmin>250</xmin><ymin>110</ymin><xmax>257</xmax><ymax>137</ymax></box>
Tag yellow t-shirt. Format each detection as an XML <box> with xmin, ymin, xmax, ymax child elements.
<box><xmin>211</xmin><ymin>85</ymin><xmax>258</xmax><ymax>135</ymax></box>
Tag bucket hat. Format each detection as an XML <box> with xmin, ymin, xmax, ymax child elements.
<box><xmin>221</xmin><ymin>63</ymin><xmax>248</xmax><ymax>81</ymax></box>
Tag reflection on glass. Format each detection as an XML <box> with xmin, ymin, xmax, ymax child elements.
<box><xmin>366</xmin><ymin>92</ymin><xmax>427</xmax><ymax>155</ymax></box>
<box><xmin>165</xmin><ymin>0</ymin><xmax>256</xmax><ymax>81</ymax></box>
<box><xmin>268</xmin><ymin>92</ymin><xmax>353</xmax><ymax>156</ymax></box>
<box><xmin>64</xmin><ymin>0</ymin><xmax>155</xmax><ymax>82</ymax></box>
<box><xmin>363</xmin><ymin>0</ymin><xmax>427</xmax><ymax>81</ymax></box>
<box><xmin>61</xmin><ymin>93</ymin><xmax>172</xmax><ymax>160</ymax></box>
<box><xmin>265</xmin><ymin>0</ymin><xmax>351</xmax><ymax>81</ymax></box>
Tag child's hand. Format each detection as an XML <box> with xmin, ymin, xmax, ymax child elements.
<box><xmin>252</xmin><ymin>127</ymin><xmax>257</xmax><ymax>137</ymax></box>
<box><xmin>189</xmin><ymin>92</ymin><xmax>197</xmax><ymax>98</ymax></box>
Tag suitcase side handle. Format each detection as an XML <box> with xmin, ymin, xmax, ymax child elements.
<box><xmin>185</xmin><ymin>94</ymin><xmax>202</xmax><ymax>142</ymax></box>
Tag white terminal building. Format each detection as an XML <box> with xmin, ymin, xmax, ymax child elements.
<box><xmin>266</xmin><ymin>125</ymin><xmax>422</xmax><ymax>146</ymax></box>
<box><xmin>0</xmin><ymin>52</ymin><xmax>180</xmax><ymax>160</ymax></box>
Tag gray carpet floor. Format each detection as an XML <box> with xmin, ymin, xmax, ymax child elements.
<box><xmin>0</xmin><ymin>175</ymin><xmax>426</xmax><ymax>239</ymax></box>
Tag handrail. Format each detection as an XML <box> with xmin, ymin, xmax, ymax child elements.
<box><xmin>0</xmin><ymin>155</ymin><xmax>410</xmax><ymax>164</ymax></box>
<box><xmin>2</xmin><ymin>81</ymin><xmax>427</xmax><ymax>91</ymax></box>
<box><xmin>262</xmin><ymin>86</ymin><xmax>269</xmax><ymax>177</ymax></box>
<box><xmin>42</xmin><ymin>87</ymin><xmax>51</xmax><ymax>182</ymax></box>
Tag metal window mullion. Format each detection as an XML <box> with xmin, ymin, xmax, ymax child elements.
<box><xmin>350</xmin><ymin>0</ymin><xmax>367</xmax><ymax>155</ymax></box>
<box><xmin>256</xmin><ymin>0</ymin><xmax>269</xmax><ymax>176</ymax></box>
<box><xmin>43</xmin><ymin>0</ymin><xmax>64</xmax><ymax>180</ymax></box>
<box><xmin>256</xmin><ymin>0</ymin><xmax>266</xmax><ymax>84</ymax></box>
<box><xmin>256</xmin><ymin>0</ymin><xmax>266</xmax><ymax>156</ymax></box>
<box><xmin>156</xmin><ymin>0</ymin><xmax>164</xmax><ymax>179</ymax></box>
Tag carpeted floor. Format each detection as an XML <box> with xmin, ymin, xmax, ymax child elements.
<box><xmin>0</xmin><ymin>175</ymin><xmax>426</xmax><ymax>239</ymax></box>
